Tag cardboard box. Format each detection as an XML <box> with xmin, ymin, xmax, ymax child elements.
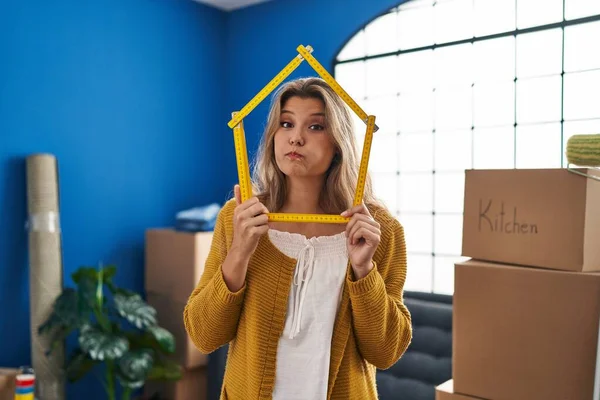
<box><xmin>147</xmin><ymin>292</ymin><xmax>207</xmax><ymax>369</ymax></box>
<box><xmin>144</xmin><ymin>366</ymin><xmax>206</xmax><ymax>400</ymax></box>
<box><xmin>453</xmin><ymin>259</ymin><xmax>600</xmax><ymax>400</ymax></box>
<box><xmin>145</xmin><ymin>229</ymin><xmax>213</xmax><ymax>303</ymax></box>
<box><xmin>0</xmin><ymin>369</ymin><xmax>17</xmax><ymax>400</ymax></box>
<box><xmin>436</xmin><ymin>380</ymin><xmax>486</xmax><ymax>400</ymax></box>
<box><xmin>462</xmin><ymin>168</ymin><xmax>600</xmax><ymax>272</ymax></box>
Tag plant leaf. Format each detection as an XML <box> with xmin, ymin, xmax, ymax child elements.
<box><xmin>106</xmin><ymin>281</ymin><xmax>136</xmax><ymax>297</ymax></box>
<box><xmin>116</xmin><ymin>350</ymin><xmax>154</xmax><ymax>389</ymax></box>
<box><xmin>117</xmin><ymin>377</ymin><xmax>145</xmax><ymax>390</ymax></box>
<box><xmin>78</xmin><ymin>324</ymin><xmax>129</xmax><ymax>361</ymax></box>
<box><xmin>77</xmin><ymin>274</ymin><xmax>99</xmax><ymax>309</ymax></box>
<box><xmin>72</xmin><ymin>265</ymin><xmax>116</xmax><ymax>285</ymax></box>
<box><xmin>56</xmin><ymin>288</ymin><xmax>90</xmax><ymax>326</ymax></box>
<box><xmin>44</xmin><ymin>288</ymin><xmax>88</xmax><ymax>328</ymax></box>
<box><xmin>147</xmin><ymin>326</ymin><xmax>175</xmax><ymax>354</ymax></box>
<box><xmin>38</xmin><ymin>288</ymin><xmax>90</xmax><ymax>357</ymax></box>
<box><xmin>72</xmin><ymin>265</ymin><xmax>117</xmax><ymax>311</ymax></box>
<box><xmin>38</xmin><ymin>288</ymin><xmax>88</xmax><ymax>354</ymax></box>
<box><xmin>38</xmin><ymin>313</ymin><xmax>62</xmax><ymax>336</ymax></box>
<box><xmin>113</xmin><ymin>293</ymin><xmax>157</xmax><ymax>329</ymax></box>
<box><xmin>100</xmin><ymin>265</ymin><xmax>117</xmax><ymax>281</ymax></box>
<box><xmin>124</xmin><ymin>331</ymin><xmax>161</xmax><ymax>355</ymax></box>
<box><xmin>71</xmin><ymin>267</ymin><xmax>99</xmax><ymax>285</ymax></box>
<box><xmin>146</xmin><ymin>358</ymin><xmax>183</xmax><ymax>382</ymax></box>
<box><xmin>65</xmin><ymin>349</ymin><xmax>98</xmax><ymax>383</ymax></box>
<box><xmin>45</xmin><ymin>324</ymin><xmax>75</xmax><ymax>356</ymax></box>
<box><xmin>38</xmin><ymin>313</ymin><xmax>67</xmax><ymax>356</ymax></box>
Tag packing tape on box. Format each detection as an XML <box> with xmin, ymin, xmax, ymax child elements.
<box><xmin>26</xmin><ymin>212</ymin><xmax>61</xmax><ymax>233</ymax></box>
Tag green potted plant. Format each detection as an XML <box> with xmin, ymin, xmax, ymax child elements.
<box><xmin>38</xmin><ymin>264</ymin><xmax>183</xmax><ymax>400</ymax></box>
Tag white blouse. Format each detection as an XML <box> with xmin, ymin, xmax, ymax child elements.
<box><xmin>268</xmin><ymin>229</ymin><xmax>349</xmax><ymax>400</ymax></box>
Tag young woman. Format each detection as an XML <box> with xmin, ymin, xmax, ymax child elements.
<box><xmin>184</xmin><ymin>77</ymin><xmax>412</xmax><ymax>399</ymax></box>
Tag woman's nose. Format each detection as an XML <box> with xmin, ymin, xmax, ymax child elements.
<box><xmin>289</xmin><ymin>129</ymin><xmax>304</xmax><ymax>146</ymax></box>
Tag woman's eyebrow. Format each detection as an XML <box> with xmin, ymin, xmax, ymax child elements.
<box><xmin>280</xmin><ymin>110</ymin><xmax>325</xmax><ymax>117</ymax></box>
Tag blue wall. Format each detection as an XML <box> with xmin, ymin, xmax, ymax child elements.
<box><xmin>0</xmin><ymin>0</ymin><xmax>229</xmax><ymax>397</ymax></box>
<box><xmin>226</xmin><ymin>0</ymin><xmax>404</xmax><ymax>161</ymax></box>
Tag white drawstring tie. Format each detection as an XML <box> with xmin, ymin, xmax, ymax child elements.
<box><xmin>288</xmin><ymin>242</ymin><xmax>316</xmax><ymax>339</ymax></box>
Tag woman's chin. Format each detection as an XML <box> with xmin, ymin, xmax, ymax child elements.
<box><xmin>281</xmin><ymin>163</ymin><xmax>307</xmax><ymax>176</ymax></box>
<box><xmin>283</xmin><ymin>170</ymin><xmax>306</xmax><ymax>178</ymax></box>
<box><xmin>282</xmin><ymin>169</ymin><xmax>329</xmax><ymax>181</ymax></box>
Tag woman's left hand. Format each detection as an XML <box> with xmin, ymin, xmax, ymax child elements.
<box><xmin>341</xmin><ymin>203</ymin><xmax>381</xmax><ymax>280</ymax></box>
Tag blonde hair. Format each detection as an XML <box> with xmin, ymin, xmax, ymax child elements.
<box><xmin>252</xmin><ymin>77</ymin><xmax>382</xmax><ymax>214</ymax></box>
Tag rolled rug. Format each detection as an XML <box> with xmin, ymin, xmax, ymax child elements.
<box><xmin>26</xmin><ymin>153</ymin><xmax>65</xmax><ymax>400</ymax></box>
<box><xmin>566</xmin><ymin>134</ymin><xmax>600</xmax><ymax>167</ymax></box>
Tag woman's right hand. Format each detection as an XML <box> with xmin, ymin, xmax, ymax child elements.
<box><xmin>229</xmin><ymin>184</ymin><xmax>270</xmax><ymax>261</ymax></box>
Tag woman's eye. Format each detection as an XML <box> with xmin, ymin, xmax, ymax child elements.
<box><xmin>280</xmin><ymin>121</ymin><xmax>293</xmax><ymax>128</ymax></box>
<box><xmin>309</xmin><ymin>124</ymin><xmax>325</xmax><ymax>131</ymax></box>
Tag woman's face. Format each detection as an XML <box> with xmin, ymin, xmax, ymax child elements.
<box><xmin>273</xmin><ymin>96</ymin><xmax>336</xmax><ymax>180</ymax></box>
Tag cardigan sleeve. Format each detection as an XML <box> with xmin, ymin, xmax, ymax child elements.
<box><xmin>183</xmin><ymin>200</ymin><xmax>246</xmax><ymax>354</ymax></box>
<box><xmin>346</xmin><ymin>210</ymin><xmax>413</xmax><ymax>370</ymax></box>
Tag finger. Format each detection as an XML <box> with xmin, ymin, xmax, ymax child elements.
<box><xmin>351</xmin><ymin>226</ymin><xmax>380</xmax><ymax>246</ymax></box>
<box><xmin>346</xmin><ymin>213</ymin><xmax>378</xmax><ymax>234</ymax></box>
<box><xmin>341</xmin><ymin>203</ymin><xmax>371</xmax><ymax>218</ymax></box>
<box><xmin>349</xmin><ymin>221</ymin><xmax>379</xmax><ymax>243</ymax></box>
<box><xmin>260</xmin><ymin>202</ymin><xmax>269</xmax><ymax>214</ymax></box>
<box><xmin>235</xmin><ymin>197</ymin><xmax>258</xmax><ymax>215</ymax></box>
<box><xmin>247</xmin><ymin>213</ymin><xmax>269</xmax><ymax>227</ymax></box>
<box><xmin>359</xmin><ymin>228</ymin><xmax>380</xmax><ymax>247</ymax></box>
<box><xmin>349</xmin><ymin>222</ymin><xmax>380</xmax><ymax>245</ymax></box>
<box><xmin>241</xmin><ymin>201</ymin><xmax>269</xmax><ymax>220</ymax></box>
<box><xmin>348</xmin><ymin>221</ymin><xmax>365</xmax><ymax>244</ymax></box>
<box><xmin>346</xmin><ymin>214</ymin><xmax>378</xmax><ymax>241</ymax></box>
<box><xmin>234</xmin><ymin>184</ymin><xmax>241</xmax><ymax>205</ymax></box>
<box><xmin>234</xmin><ymin>198</ymin><xmax>258</xmax><ymax>225</ymax></box>
<box><xmin>253</xmin><ymin>224</ymin><xmax>270</xmax><ymax>236</ymax></box>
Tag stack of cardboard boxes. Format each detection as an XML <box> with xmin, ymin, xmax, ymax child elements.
<box><xmin>144</xmin><ymin>228</ymin><xmax>214</xmax><ymax>400</ymax></box>
<box><xmin>436</xmin><ymin>168</ymin><xmax>600</xmax><ymax>400</ymax></box>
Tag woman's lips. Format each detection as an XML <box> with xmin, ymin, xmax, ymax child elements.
<box><xmin>286</xmin><ymin>151</ymin><xmax>304</xmax><ymax>160</ymax></box>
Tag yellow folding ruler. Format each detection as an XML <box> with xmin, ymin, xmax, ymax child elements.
<box><xmin>228</xmin><ymin>44</ymin><xmax>377</xmax><ymax>224</ymax></box>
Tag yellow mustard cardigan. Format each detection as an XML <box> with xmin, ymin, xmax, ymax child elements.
<box><xmin>183</xmin><ymin>199</ymin><xmax>413</xmax><ymax>399</ymax></box>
